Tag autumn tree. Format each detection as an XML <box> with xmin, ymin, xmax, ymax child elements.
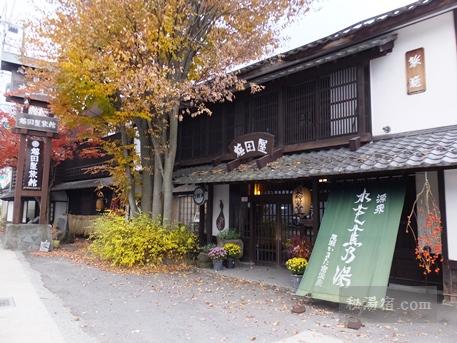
<box><xmin>28</xmin><ymin>0</ymin><xmax>311</xmax><ymax>222</ymax></box>
<box><xmin>0</xmin><ymin>110</ymin><xmax>79</xmax><ymax>169</ymax></box>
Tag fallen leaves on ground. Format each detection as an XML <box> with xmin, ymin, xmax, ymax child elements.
<box><xmin>30</xmin><ymin>238</ymin><xmax>193</xmax><ymax>275</ymax></box>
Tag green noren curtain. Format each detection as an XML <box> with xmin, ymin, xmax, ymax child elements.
<box><xmin>297</xmin><ymin>181</ymin><xmax>406</xmax><ymax>306</ymax></box>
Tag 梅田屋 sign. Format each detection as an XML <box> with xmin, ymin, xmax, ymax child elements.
<box><xmin>23</xmin><ymin>138</ymin><xmax>43</xmax><ymax>190</ymax></box>
<box><xmin>15</xmin><ymin>113</ymin><xmax>58</xmax><ymax>133</ymax></box>
<box><xmin>297</xmin><ymin>181</ymin><xmax>405</xmax><ymax>307</ymax></box>
<box><xmin>229</xmin><ymin>132</ymin><xmax>274</xmax><ymax>160</ymax></box>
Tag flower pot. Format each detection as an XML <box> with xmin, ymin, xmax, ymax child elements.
<box><xmin>292</xmin><ymin>274</ymin><xmax>303</xmax><ymax>290</ymax></box>
<box><xmin>217</xmin><ymin>238</ymin><xmax>244</xmax><ymax>259</ymax></box>
<box><xmin>212</xmin><ymin>259</ymin><xmax>224</xmax><ymax>271</ymax></box>
<box><xmin>227</xmin><ymin>257</ymin><xmax>236</xmax><ymax>269</ymax></box>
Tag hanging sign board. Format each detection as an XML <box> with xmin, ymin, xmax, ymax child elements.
<box><xmin>297</xmin><ymin>181</ymin><xmax>405</xmax><ymax>307</ymax></box>
<box><xmin>229</xmin><ymin>132</ymin><xmax>274</xmax><ymax>160</ymax></box>
<box><xmin>192</xmin><ymin>186</ymin><xmax>207</xmax><ymax>206</ymax></box>
<box><xmin>15</xmin><ymin>113</ymin><xmax>58</xmax><ymax>133</ymax></box>
<box><xmin>405</xmin><ymin>48</ymin><xmax>426</xmax><ymax>95</ymax></box>
<box><xmin>23</xmin><ymin>138</ymin><xmax>44</xmax><ymax>191</ymax></box>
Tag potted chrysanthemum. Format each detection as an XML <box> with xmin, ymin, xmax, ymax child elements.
<box><xmin>208</xmin><ymin>247</ymin><xmax>227</xmax><ymax>271</ymax></box>
<box><xmin>223</xmin><ymin>242</ymin><xmax>241</xmax><ymax>269</ymax></box>
<box><xmin>285</xmin><ymin>257</ymin><xmax>308</xmax><ymax>289</ymax></box>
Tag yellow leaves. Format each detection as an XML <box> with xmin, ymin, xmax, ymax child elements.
<box><xmin>90</xmin><ymin>213</ymin><xmax>198</xmax><ymax>267</ymax></box>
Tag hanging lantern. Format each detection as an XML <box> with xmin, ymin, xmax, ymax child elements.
<box><xmin>253</xmin><ymin>183</ymin><xmax>262</xmax><ymax>196</ymax></box>
<box><xmin>292</xmin><ymin>186</ymin><xmax>312</xmax><ymax>217</ymax></box>
<box><xmin>96</xmin><ymin>191</ymin><xmax>105</xmax><ymax>212</ymax></box>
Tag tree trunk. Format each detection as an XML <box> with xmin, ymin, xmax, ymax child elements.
<box><xmin>162</xmin><ymin>105</ymin><xmax>179</xmax><ymax>224</ymax></box>
<box><xmin>151</xmin><ymin>150</ymin><xmax>163</xmax><ymax>219</ymax></box>
<box><xmin>135</xmin><ymin>119</ymin><xmax>153</xmax><ymax>215</ymax></box>
<box><xmin>120</xmin><ymin>124</ymin><xmax>138</xmax><ymax>216</ymax></box>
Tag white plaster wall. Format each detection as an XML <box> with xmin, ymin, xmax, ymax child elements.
<box><xmin>445</xmin><ymin>169</ymin><xmax>457</xmax><ymax>261</ymax></box>
<box><xmin>212</xmin><ymin>184</ymin><xmax>230</xmax><ymax>236</ymax></box>
<box><xmin>370</xmin><ymin>12</ymin><xmax>457</xmax><ymax>136</ymax></box>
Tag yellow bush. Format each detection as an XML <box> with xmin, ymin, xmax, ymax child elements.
<box><xmin>90</xmin><ymin>213</ymin><xmax>198</xmax><ymax>267</ymax></box>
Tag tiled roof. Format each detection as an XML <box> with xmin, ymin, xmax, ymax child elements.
<box><xmin>174</xmin><ymin>126</ymin><xmax>457</xmax><ymax>184</ymax></box>
<box><xmin>238</xmin><ymin>0</ymin><xmax>454</xmax><ymax>78</ymax></box>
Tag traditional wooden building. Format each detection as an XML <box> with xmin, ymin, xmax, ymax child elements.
<box><xmin>173</xmin><ymin>0</ymin><xmax>457</xmax><ymax>303</ymax></box>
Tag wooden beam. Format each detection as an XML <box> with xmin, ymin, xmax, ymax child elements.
<box><xmin>226</xmin><ymin>159</ymin><xmax>242</xmax><ymax>172</ymax></box>
<box><xmin>12</xmin><ymin>128</ymin><xmax>59</xmax><ymax>138</ymax></box>
<box><xmin>20</xmin><ymin>190</ymin><xmax>42</xmax><ymax>197</ymax></box>
<box><xmin>349</xmin><ymin>136</ymin><xmax>361</xmax><ymax>151</ymax></box>
<box><xmin>283</xmin><ymin>133</ymin><xmax>372</xmax><ymax>154</ymax></box>
<box><xmin>256</xmin><ymin>148</ymin><xmax>283</xmax><ymax>169</ymax></box>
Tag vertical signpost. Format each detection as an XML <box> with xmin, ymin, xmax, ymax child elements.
<box><xmin>12</xmin><ymin>112</ymin><xmax>58</xmax><ymax>224</ymax></box>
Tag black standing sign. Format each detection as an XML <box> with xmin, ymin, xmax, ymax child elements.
<box><xmin>23</xmin><ymin>138</ymin><xmax>43</xmax><ymax>190</ymax></box>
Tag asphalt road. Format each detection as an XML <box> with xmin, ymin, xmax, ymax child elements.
<box><xmin>26</xmin><ymin>254</ymin><xmax>457</xmax><ymax>343</ymax></box>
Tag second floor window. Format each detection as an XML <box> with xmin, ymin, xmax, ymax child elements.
<box><xmin>285</xmin><ymin>66</ymin><xmax>358</xmax><ymax>145</ymax></box>
<box><xmin>177</xmin><ymin>64</ymin><xmax>365</xmax><ymax>162</ymax></box>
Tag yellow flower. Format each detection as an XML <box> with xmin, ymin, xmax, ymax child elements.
<box><xmin>223</xmin><ymin>243</ymin><xmax>241</xmax><ymax>258</ymax></box>
<box><xmin>285</xmin><ymin>257</ymin><xmax>308</xmax><ymax>275</ymax></box>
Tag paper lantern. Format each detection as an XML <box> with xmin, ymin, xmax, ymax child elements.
<box><xmin>292</xmin><ymin>186</ymin><xmax>311</xmax><ymax>217</ymax></box>
<box><xmin>96</xmin><ymin>191</ymin><xmax>105</xmax><ymax>212</ymax></box>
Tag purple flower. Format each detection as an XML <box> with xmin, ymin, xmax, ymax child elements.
<box><xmin>208</xmin><ymin>247</ymin><xmax>227</xmax><ymax>261</ymax></box>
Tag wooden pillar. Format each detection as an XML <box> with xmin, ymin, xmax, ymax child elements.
<box><xmin>312</xmin><ymin>178</ymin><xmax>320</xmax><ymax>244</ymax></box>
<box><xmin>205</xmin><ymin>184</ymin><xmax>213</xmax><ymax>243</ymax></box>
<box><xmin>249</xmin><ymin>193</ymin><xmax>255</xmax><ymax>263</ymax></box>
<box><xmin>438</xmin><ymin>170</ymin><xmax>454</xmax><ymax>303</ymax></box>
<box><xmin>39</xmin><ymin>136</ymin><xmax>52</xmax><ymax>224</ymax></box>
<box><xmin>198</xmin><ymin>204</ymin><xmax>205</xmax><ymax>245</ymax></box>
<box><xmin>12</xmin><ymin>134</ymin><xmax>27</xmax><ymax>224</ymax></box>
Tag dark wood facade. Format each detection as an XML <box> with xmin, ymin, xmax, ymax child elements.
<box><xmin>177</xmin><ymin>56</ymin><xmax>372</xmax><ymax>166</ymax></box>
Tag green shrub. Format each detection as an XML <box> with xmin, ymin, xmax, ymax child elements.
<box><xmin>217</xmin><ymin>228</ymin><xmax>240</xmax><ymax>240</ymax></box>
<box><xmin>89</xmin><ymin>213</ymin><xmax>198</xmax><ymax>267</ymax></box>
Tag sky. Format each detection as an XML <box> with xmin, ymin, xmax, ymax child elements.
<box><xmin>2</xmin><ymin>0</ymin><xmax>418</xmax><ymax>52</ymax></box>
<box><xmin>0</xmin><ymin>0</ymin><xmax>418</xmax><ymax>101</ymax></box>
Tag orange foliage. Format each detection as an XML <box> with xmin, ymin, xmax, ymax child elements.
<box><xmin>0</xmin><ymin>110</ymin><xmax>101</xmax><ymax>168</ymax></box>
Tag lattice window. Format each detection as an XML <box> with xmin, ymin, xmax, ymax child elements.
<box><xmin>285</xmin><ymin>66</ymin><xmax>359</xmax><ymax>144</ymax></box>
<box><xmin>249</xmin><ymin>92</ymin><xmax>279</xmax><ymax>136</ymax></box>
<box><xmin>285</xmin><ymin>81</ymin><xmax>316</xmax><ymax>144</ymax></box>
<box><xmin>177</xmin><ymin>194</ymin><xmax>199</xmax><ymax>232</ymax></box>
<box><xmin>329</xmin><ymin>66</ymin><xmax>358</xmax><ymax>137</ymax></box>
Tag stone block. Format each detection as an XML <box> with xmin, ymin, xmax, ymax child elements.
<box><xmin>3</xmin><ymin>224</ymin><xmax>52</xmax><ymax>251</ymax></box>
